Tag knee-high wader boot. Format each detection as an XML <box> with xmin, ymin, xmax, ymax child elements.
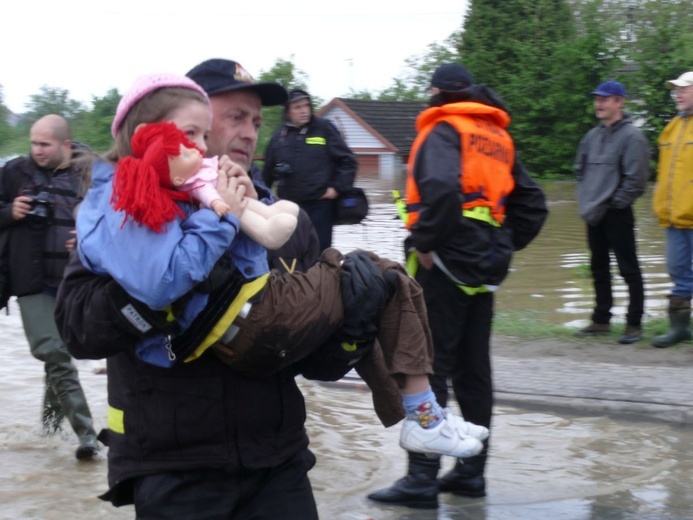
<box><xmin>652</xmin><ymin>295</ymin><xmax>691</xmax><ymax>348</ymax></box>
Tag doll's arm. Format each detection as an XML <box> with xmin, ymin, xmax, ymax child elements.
<box><xmin>210</xmin><ymin>198</ymin><xmax>232</xmax><ymax>216</ymax></box>
<box><xmin>240</xmin><ymin>198</ymin><xmax>299</xmax><ymax>250</ymax></box>
<box><xmin>184</xmin><ymin>159</ymin><xmax>232</xmax><ymax>215</ymax></box>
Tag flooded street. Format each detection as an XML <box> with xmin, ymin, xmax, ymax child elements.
<box><xmin>339</xmin><ymin>176</ymin><xmax>670</xmax><ymax>328</ymax></box>
<box><xmin>2</xmin><ymin>318</ymin><xmax>693</xmax><ymax>520</ymax></box>
<box><xmin>1</xmin><ymin>176</ymin><xmax>689</xmax><ymax>519</ymax></box>
<box><xmin>306</xmin><ymin>381</ymin><xmax>693</xmax><ymax>520</ymax></box>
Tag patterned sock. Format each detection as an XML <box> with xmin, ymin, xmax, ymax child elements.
<box><xmin>402</xmin><ymin>388</ymin><xmax>444</xmax><ymax>429</ymax></box>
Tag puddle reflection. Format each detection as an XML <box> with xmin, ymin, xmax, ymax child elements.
<box><xmin>303</xmin><ymin>379</ymin><xmax>693</xmax><ymax>520</ymax></box>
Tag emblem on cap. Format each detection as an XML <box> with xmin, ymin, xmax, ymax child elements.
<box><xmin>234</xmin><ymin>63</ymin><xmax>256</xmax><ymax>85</ymax></box>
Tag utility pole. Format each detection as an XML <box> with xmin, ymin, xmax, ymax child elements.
<box><xmin>345</xmin><ymin>58</ymin><xmax>354</xmax><ymax>93</ymax></box>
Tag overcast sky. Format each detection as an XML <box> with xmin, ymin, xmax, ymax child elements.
<box><xmin>1</xmin><ymin>1</ymin><xmax>469</xmax><ymax>114</ymax></box>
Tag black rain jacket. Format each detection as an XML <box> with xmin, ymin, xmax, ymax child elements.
<box><xmin>262</xmin><ymin>116</ymin><xmax>357</xmax><ymax>202</ymax></box>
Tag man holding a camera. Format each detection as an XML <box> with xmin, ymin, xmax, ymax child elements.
<box><xmin>262</xmin><ymin>89</ymin><xmax>358</xmax><ymax>252</ymax></box>
<box><xmin>0</xmin><ymin>114</ymin><xmax>99</xmax><ymax>460</ymax></box>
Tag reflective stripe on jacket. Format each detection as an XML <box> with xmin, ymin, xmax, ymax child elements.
<box><xmin>405</xmin><ymin>102</ymin><xmax>515</xmax><ymax>230</ymax></box>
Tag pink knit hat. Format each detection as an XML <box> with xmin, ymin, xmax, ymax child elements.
<box><xmin>111</xmin><ymin>72</ymin><xmax>210</xmax><ymax>137</ymax></box>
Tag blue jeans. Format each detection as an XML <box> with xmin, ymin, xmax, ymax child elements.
<box><xmin>666</xmin><ymin>226</ymin><xmax>693</xmax><ymax>298</ymax></box>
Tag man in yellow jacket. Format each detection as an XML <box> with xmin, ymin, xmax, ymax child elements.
<box><xmin>652</xmin><ymin>71</ymin><xmax>693</xmax><ymax>348</ymax></box>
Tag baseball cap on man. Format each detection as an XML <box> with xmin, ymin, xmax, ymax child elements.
<box><xmin>111</xmin><ymin>73</ymin><xmax>210</xmax><ymax>137</ymax></box>
<box><xmin>430</xmin><ymin>63</ymin><xmax>474</xmax><ymax>92</ymax></box>
<box><xmin>186</xmin><ymin>59</ymin><xmax>288</xmax><ymax>106</ymax></box>
<box><xmin>287</xmin><ymin>89</ymin><xmax>311</xmax><ymax>104</ymax></box>
<box><xmin>667</xmin><ymin>71</ymin><xmax>693</xmax><ymax>89</ymax></box>
<box><xmin>592</xmin><ymin>80</ymin><xmax>626</xmax><ymax>98</ymax></box>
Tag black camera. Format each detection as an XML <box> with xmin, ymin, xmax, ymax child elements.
<box><xmin>274</xmin><ymin>162</ymin><xmax>294</xmax><ymax>176</ymax></box>
<box><xmin>22</xmin><ymin>189</ymin><xmax>54</xmax><ymax>228</ymax></box>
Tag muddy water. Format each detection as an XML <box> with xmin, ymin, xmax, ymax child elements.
<box><xmin>306</xmin><ymin>382</ymin><xmax>693</xmax><ymax>519</ymax></box>
<box><xmin>0</xmin><ymin>177</ymin><xmax>686</xmax><ymax>519</ymax></box>
<box><xmin>340</xmin><ymin>176</ymin><xmax>669</xmax><ymax>328</ymax></box>
<box><xmin>2</xmin><ymin>316</ymin><xmax>692</xmax><ymax>520</ymax></box>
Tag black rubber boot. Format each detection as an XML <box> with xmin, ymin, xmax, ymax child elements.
<box><xmin>367</xmin><ymin>452</ymin><xmax>440</xmax><ymax>509</ymax></box>
<box><xmin>652</xmin><ymin>296</ymin><xmax>692</xmax><ymax>348</ymax></box>
<box><xmin>438</xmin><ymin>451</ymin><xmax>488</xmax><ymax>498</ymax></box>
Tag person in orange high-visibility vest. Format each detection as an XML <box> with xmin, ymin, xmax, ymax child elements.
<box><xmin>368</xmin><ymin>63</ymin><xmax>548</xmax><ymax>510</ymax></box>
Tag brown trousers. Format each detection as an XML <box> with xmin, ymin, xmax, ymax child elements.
<box><xmin>214</xmin><ymin>249</ymin><xmax>434</xmax><ymax>426</ymax></box>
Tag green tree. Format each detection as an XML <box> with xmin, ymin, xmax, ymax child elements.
<box><xmin>347</xmin><ymin>89</ymin><xmax>375</xmax><ymax>100</ymax></box>
<box><xmin>459</xmin><ymin>0</ymin><xmax>596</xmax><ymax>176</ymax></box>
<box><xmin>73</xmin><ymin>89</ymin><xmax>121</xmax><ymax>153</ymax></box>
<box><xmin>625</xmin><ymin>0</ymin><xmax>693</xmax><ymax>150</ymax></box>
<box><xmin>21</xmin><ymin>86</ymin><xmax>86</xmax><ymax>134</ymax></box>
<box><xmin>256</xmin><ymin>58</ymin><xmax>311</xmax><ymax>158</ymax></box>
<box><xmin>0</xmin><ymin>84</ymin><xmax>25</xmax><ymax>156</ymax></box>
<box><xmin>379</xmin><ymin>35</ymin><xmax>461</xmax><ymax>101</ymax></box>
<box><xmin>0</xmin><ymin>85</ymin><xmax>12</xmax><ymax>147</ymax></box>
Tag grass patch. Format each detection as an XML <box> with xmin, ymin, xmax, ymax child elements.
<box><xmin>646</xmin><ymin>317</ymin><xmax>671</xmax><ymax>337</ymax></box>
<box><xmin>493</xmin><ymin>311</ymin><xmax>672</xmax><ymax>341</ymax></box>
<box><xmin>492</xmin><ymin>310</ymin><xmax>576</xmax><ymax>338</ymax></box>
<box><xmin>571</xmin><ymin>262</ymin><xmax>592</xmax><ymax>279</ymax></box>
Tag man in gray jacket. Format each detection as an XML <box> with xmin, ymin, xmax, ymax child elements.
<box><xmin>574</xmin><ymin>80</ymin><xmax>650</xmax><ymax>344</ymax></box>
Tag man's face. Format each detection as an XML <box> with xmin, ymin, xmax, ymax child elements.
<box><xmin>671</xmin><ymin>86</ymin><xmax>693</xmax><ymax>114</ymax></box>
<box><xmin>206</xmin><ymin>90</ymin><xmax>263</xmax><ymax>170</ymax></box>
<box><xmin>287</xmin><ymin>98</ymin><xmax>311</xmax><ymax>127</ymax></box>
<box><xmin>29</xmin><ymin>123</ymin><xmax>70</xmax><ymax>169</ymax></box>
<box><xmin>593</xmin><ymin>95</ymin><xmax>624</xmax><ymax>127</ymax></box>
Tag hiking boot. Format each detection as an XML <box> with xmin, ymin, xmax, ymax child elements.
<box><xmin>574</xmin><ymin>323</ymin><xmax>610</xmax><ymax>337</ymax></box>
<box><xmin>400</xmin><ymin>413</ymin><xmax>485</xmax><ymax>458</ymax></box>
<box><xmin>618</xmin><ymin>325</ymin><xmax>642</xmax><ymax>345</ymax></box>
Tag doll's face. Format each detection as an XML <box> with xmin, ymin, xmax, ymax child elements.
<box><xmin>169</xmin><ymin>144</ymin><xmax>204</xmax><ymax>186</ymax></box>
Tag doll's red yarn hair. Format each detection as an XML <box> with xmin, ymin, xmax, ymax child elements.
<box><xmin>111</xmin><ymin>122</ymin><xmax>200</xmax><ymax>233</ymax></box>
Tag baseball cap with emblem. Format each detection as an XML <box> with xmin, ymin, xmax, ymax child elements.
<box><xmin>186</xmin><ymin>59</ymin><xmax>288</xmax><ymax>106</ymax></box>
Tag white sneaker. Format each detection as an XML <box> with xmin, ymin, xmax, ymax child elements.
<box><xmin>400</xmin><ymin>413</ymin><xmax>484</xmax><ymax>458</ymax></box>
<box><xmin>443</xmin><ymin>408</ymin><xmax>489</xmax><ymax>441</ymax></box>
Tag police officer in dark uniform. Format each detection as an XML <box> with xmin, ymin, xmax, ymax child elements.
<box><xmin>367</xmin><ymin>63</ymin><xmax>548</xmax><ymax>509</ymax></box>
<box><xmin>262</xmin><ymin>89</ymin><xmax>358</xmax><ymax>252</ymax></box>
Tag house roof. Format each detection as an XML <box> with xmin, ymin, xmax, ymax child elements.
<box><xmin>319</xmin><ymin>98</ymin><xmax>427</xmax><ymax>155</ymax></box>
